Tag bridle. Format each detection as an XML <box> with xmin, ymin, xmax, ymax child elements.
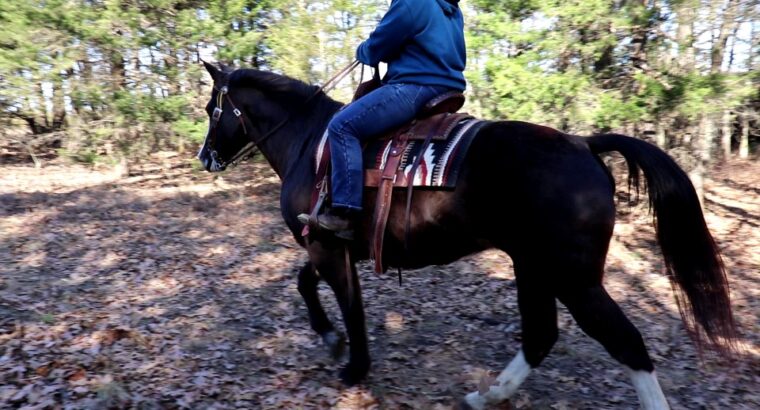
<box><xmin>203</xmin><ymin>85</ymin><xmax>252</xmax><ymax>169</ymax></box>
<box><xmin>201</xmin><ymin>60</ymin><xmax>361</xmax><ymax>170</ymax></box>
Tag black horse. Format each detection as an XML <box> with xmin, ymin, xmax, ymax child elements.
<box><xmin>197</xmin><ymin>62</ymin><xmax>736</xmax><ymax>409</ymax></box>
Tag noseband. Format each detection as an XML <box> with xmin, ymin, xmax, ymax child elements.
<box><xmin>204</xmin><ymin>85</ymin><xmax>259</xmax><ymax>169</ymax></box>
<box><xmin>203</xmin><ymin>60</ymin><xmax>361</xmax><ymax>170</ymax></box>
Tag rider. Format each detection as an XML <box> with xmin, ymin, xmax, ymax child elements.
<box><xmin>303</xmin><ymin>0</ymin><xmax>466</xmax><ymax>238</ymax></box>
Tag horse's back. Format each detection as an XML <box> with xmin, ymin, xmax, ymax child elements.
<box><xmin>361</xmin><ymin>120</ymin><xmax>617</xmax><ymax>270</ymax></box>
<box><xmin>464</xmin><ymin>120</ymin><xmax>614</xmax><ymax>207</ymax></box>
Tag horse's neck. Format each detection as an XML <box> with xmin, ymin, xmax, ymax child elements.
<box><xmin>255</xmin><ymin>102</ymin><xmax>342</xmax><ymax>181</ymax></box>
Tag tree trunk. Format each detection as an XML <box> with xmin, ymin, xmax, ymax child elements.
<box><xmin>727</xmin><ymin>25</ymin><xmax>740</xmax><ymax>71</ymax></box>
<box><xmin>675</xmin><ymin>0</ymin><xmax>698</xmax><ymax>72</ymax></box>
<box><xmin>711</xmin><ymin>0</ymin><xmax>739</xmax><ymax>73</ymax></box>
<box><xmin>51</xmin><ymin>69</ymin><xmax>68</xmax><ymax>131</ymax></box>
<box><xmin>38</xmin><ymin>82</ymin><xmax>50</xmax><ymax>130</ymax></box>
<box><xmin>193</xmin><ymin>43</ymin><xmax>205</xmax><ymax>95</ymax></box>
<box><xmin>15</xmin><ymin>84</ymin><xmax>53</xmax><ymax>136</ymax></box>
<box><xmin>739</xmin><ymin>115</ymin><xmax>750</xmax><ymax>159</ymax></box>
<box><xmin>701</xmin><ymin>114</ymin><xmax>716</xmax><ymax>166</ymax></box>
<box><xmin>692</xmin><ymin>114</ymin><xmax>717</xmax><ymax>207</ymax></box>
<box><xmin>629</xmin><ymin>0</ymin><xmax>652</xmax><ymax>73</ymax></box>
<box><xmin>108</xmin><ymin>39</ymin><xmax>127</xmax><ymax>95</ymax></box>
<box><xmin>750</xmin><ymin>20</ymin><xmax>758</xmax><ymax>70</ymax></box>
<box><xmin>655</xmin><ymin>121</ymin><xmax>667</xmax><ymax>148</ymax></box>
<box><xmin>721</xmin><ymin>110</ymin><xmax>733</xmax><ymax>159</ymax></box>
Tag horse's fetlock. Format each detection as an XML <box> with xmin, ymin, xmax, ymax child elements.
<box><xmin>463</xmin><ymin>392</ymin><xmax>486</xmax><ymax>410</ymax></box>
<box><xmin>322</xmin><ymin>330</ymin><xmax>346</xmax><ymax>359</ymax></box>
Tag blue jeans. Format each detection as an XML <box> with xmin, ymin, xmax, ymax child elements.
<box><xmin>328</xmin><ymin>83</ymin><xmax>452</xmax><ymax>211</ymax></box>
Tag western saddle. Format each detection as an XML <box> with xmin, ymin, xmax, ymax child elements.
<box><xmin>304</xmin><ymin>91</ymin><xmax>473</xmax><ymax>274</ymax></box>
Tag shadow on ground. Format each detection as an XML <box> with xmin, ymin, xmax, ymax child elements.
<box><xmin>0</xmin><ymin>158</ymin><xmax>758</xmax><ymax>409</ymax></box>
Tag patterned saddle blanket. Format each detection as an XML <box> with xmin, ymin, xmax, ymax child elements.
<box><xmin>314</xmin><ymin>114</ymin><xmax>484</xmax><ymax>188</ymax></box>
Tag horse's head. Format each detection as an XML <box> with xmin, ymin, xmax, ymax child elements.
<box><xmin>197</xmin><ymin>61</ymin><xmax>245</xmax><ymax>172</ymax></box>
<box><xmin>198</xmin><ymin>61</ymin><xmax>283</xmax><ymax>172</ymax></box>
<box><xmin>198</xmin><ymin>62</ymin><xmax>339</xmax><ymax>174</ymax></box>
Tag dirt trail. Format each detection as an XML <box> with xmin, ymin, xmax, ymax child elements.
<box><xmin>1</xmin><ymin>156</ymin><xmax>758</xmax><ymax>409</ymax></box>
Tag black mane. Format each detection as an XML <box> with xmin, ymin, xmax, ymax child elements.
<box><xmin>225</xmin><ymin>68</ymin><xmax>343</xmax><ymax>178</ymax></box>
<box><xmin>228</xmin><ymin>69</ymin><xmax>328</xmax><ymax>105</ymax></box>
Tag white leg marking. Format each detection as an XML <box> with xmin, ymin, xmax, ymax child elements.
<box><xmin>322</xmin><ymin>330</ymin><xmax>341</xmax><ymax>346</ymax></box>
<box><xmin>464</xmin><ymin>350</ymin><xmax>531</xmax><ymax>409</ymax></box>
<box><xmin>628</xmin><ymin>369</ymin><xmax>670</xmax><ymax>410</ymax></box>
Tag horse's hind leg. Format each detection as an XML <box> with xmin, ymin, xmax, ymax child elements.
<box><xmin>464</xmin><ymin>262</ymin><xmax>559</xmax><ymax>409</ymax></box>
<box><xmin>558</xmin><ymin>285</ymin><xmax>669</xmax><ymax>410</ymax></box>
<box><xmin>297</xmin><ymin>262</ymin><xmax>345</xmax><ymax>359</ymax></box>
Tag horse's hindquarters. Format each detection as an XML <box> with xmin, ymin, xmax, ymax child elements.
<box><xmin>456</xmin><ymin>122</ymin><xmax>616</xmax><ymax>259</ymax></box>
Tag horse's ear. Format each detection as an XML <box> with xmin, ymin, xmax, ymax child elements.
<box><xmin>202</xmin><ymin>60</ymin><xmax>222</xmax><ymax>83</ymax></box>
<box><xmin>218</xmin><ymin>62</ymin><xmax>233</xmax><ymax>74</ymax></box>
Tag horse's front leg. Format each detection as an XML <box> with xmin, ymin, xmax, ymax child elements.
<box><xmin>308</xmin><ymin>242</ymin><xmax>370</xmax><ymax>386</ymax></box>
<box><xmin>297</xmin><ymin>261</ymin><xmax>346</xmax><ymax>359</ymax></box>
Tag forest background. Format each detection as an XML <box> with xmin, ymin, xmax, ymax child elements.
<box><xmin>0</xmin><ymin>0</ymin><xmax>757</xmax><ymax>185</ymax></box>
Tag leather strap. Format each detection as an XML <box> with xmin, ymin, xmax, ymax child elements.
<box><xmin>302</xmin><ymin>143</ymin><xmax>332</xmax><ymax>238</ymax></box>
<box><xmin>364</xmin><ymin>170</ymin><xmax>409</xmax><ymax>187</ymax></box>
<box><xmin>370</xmin><ymin>134</ymin><xmax>409</xmax><ymax>273</ymax></box>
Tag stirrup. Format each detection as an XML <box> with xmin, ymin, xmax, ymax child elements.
<box><xmin>297</xmin><ymin>213</ymin><xmax>313</xmax><ymax>225</ymax></box>
<box><xmin>298</xmin><ymin>213</ymin><xmax>354</xmax><ymax>240</ymax></box>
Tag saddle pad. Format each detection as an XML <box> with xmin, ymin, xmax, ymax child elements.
<box><xmin>315</xmin><ymin>117</ymin><xmax>483</xmax><ymax>188</ymax></box>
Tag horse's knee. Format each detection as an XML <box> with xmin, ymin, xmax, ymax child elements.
<box><xmin>297</xmin><ymin>262</ymin><xmax>336</xmax><ymax>337</ymax></box>
<box><xmin>297</xmin><ymin>263</ymin><xmax>319</xmax><ymax>295</ymax></box>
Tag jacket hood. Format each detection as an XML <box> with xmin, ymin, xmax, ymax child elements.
<box><xmin>435</xmin><ymin>0</ymin><xmax>459</xmax><ymax>15</ymax></box>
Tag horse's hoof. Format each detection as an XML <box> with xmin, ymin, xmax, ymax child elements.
<box><xmin>322</xmin><ymin>330</ymin><xmax>346</xmax><ymax>360</ymax></box>
<box><xmin>339</xmin><ymin>360</ymin><xmax>370</xmax><ymax>386</ymax></box>
<box><xmin>457</xmin><ymin>398</ymin><xmax>510</xmax><ymax>410</ymax></box>
<box><xmin>456</xmin><ymin>398</ymin><xmax>476</xmax><ymax>410</ymax></box>
<box><xmin>461</xmin><ymin>393</ymin><xmax>487</xmax><ymax>410</ymax></box>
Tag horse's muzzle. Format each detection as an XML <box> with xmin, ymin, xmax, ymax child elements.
<box><xmin>197</xmin><ymin>145</ymin><xmax>226</xmax><ymax>173</ymax></box>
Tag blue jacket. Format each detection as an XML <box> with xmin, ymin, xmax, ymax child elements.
<box><xmin>356</xmin><ymin>0</ymin><xmax>466</xmax><ymax>91</ymax></box>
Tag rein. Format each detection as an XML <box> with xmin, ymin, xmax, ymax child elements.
<box><xmin>206</xmin><ymin>60</ymin><xmax>361</xmax><ymax>169</ymax></box>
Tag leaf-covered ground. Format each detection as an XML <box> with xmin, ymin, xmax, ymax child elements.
<box><xmin>1</xmin><ymin>155</ymin><xmax>758</xmax><ymax>409</ymax></box>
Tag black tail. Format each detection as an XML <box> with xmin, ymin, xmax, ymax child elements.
<box><xmin>588</xmin><ymin>134</ymin><xmax>737</xmax><ymax>356</ymax></box>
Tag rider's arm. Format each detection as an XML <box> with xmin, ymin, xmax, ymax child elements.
<box><xmin>356</xmin><ymin>0</ymin><xmax>414</xmax><ymax>66</ymax></box>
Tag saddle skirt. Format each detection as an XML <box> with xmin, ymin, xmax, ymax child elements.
<box><xmin>314</xmin><ymin>113</ymin><xmax>484</xmax><ymax>188</ymax></box>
